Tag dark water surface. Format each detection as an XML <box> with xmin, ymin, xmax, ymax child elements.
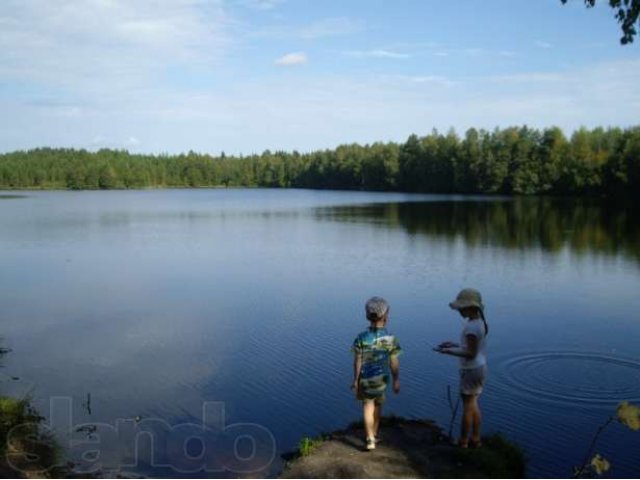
<box><xmin>1</xmin><ymin>189</ymin><xmax>639</xmax><ymax>478</ymax></box>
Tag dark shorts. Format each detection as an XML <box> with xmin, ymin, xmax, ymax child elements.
<box><xmin>357</xmin><ymin>374</ymin><xmax>388</xmax><ymax>405</ymax></box>
<box><xmin>356</xmin><ymin>383</ymin><xmax>386</xmax><ymax>405</ymax></box>
<box><xmin>357</xmin><ymin>390</ymin><xmax>385</xmax><ymax>405</ymax></box>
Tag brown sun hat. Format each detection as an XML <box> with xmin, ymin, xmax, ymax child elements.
<box><xmin>449</xmin><ymin>288</ymin><xmax>484</xmax><ymax>311</ymax></box>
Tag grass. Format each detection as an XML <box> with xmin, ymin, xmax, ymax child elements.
<box><xmin>346</xmin><ymin>415</ymin><xmax>525</xmax><ymax>478</ymax></box>
<box><xmin>297</xmin><ymin>435</ymin><xmax>326</xmax><ymax>457</ymax></box>
<box><xmin>445</xmin><ymin>433</ymin><xmax>527</xmax><ymax>479</ymax></box>
<box><xmin>280</xmin><ymin>432</ymin><xmax>331</xmax><ymax>462</ymax></box>
<box><xmin>282</xmin><ymin>416</ymin><xmax>526</xmax><ymax>479</ymax></box>
<box><xmin>1</xmin><ymin>339</ymin><xmax>66</xmax><ymax>477</ymax></box>
<box><xmin>0</xmin><ymin>396</ymin><xmax>63</xmax><ymax>478</ymax></box>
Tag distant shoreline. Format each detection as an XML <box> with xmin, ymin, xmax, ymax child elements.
<box><xmin>0</xmin><ymin>185</ymin><xmax>626</xmax><ymax>201</ymax></box>
<box><xmin>1</xmin><ymin>125</ymin><xmax>638</xmax><ymax>198</ymax></box>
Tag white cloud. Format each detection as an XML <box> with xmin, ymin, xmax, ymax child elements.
<box><xmin>87</xmin><ymin>135</ymin><xmax>108</xmax><ymax>149</ymax></box>
<box><xmin>298</xmin><ymin>17</ymin><xmax>364</xmax><ymax>39</ymax></box>
<box><xmin>87</xmin><ymin>134</ymin><xmax>140</xmax><ymax>150</ymax></box>
<box><xmin>488</xmin><ymin>72</ymin><xmax>565</xmax><ymax>83</ymax></box>
<box><xmin>406</xmin><ymin>75</ymin><xmax>454</xmax><ymax>87</ymax></box>
<box><xmin>236</xmin><ymin>0</ymin><xmax>285</xmax><ymax>10</ymax></box>
<box><xmin>253</xmin><ymin>16</ymin><xmax>364</xmax><ymax>39</ymax></box>
<box><xmin>434</xmin><ymin>48</ymin><xmax>517</xmax><ymax>58</ymax></box>
<box><xmin>464</xmin><ymin>48</ymin><xmax>485</xmax><ymax>56</ymax></box>
<box><xmin>344</xmin><ymin>49</ymin><xmax>411</xmax><ymax>59</ymax></box>
<box><xmin>535</xmin><ymin>40</ymin><xmax>553</xmax><ymax>48</ymax></box>
<box><xmin>0</xmin><ymin>2</ymin><xmax>638</xmax><ymax>155</ymax></box>
<box><xmin>391</xmin><ymin>41</ymin><xmax>440</xmax><ymax>49</ymax></box>
<box><xmin>2</xmin><ymin>59</ymin><xmax>640</xmax><ymax>154</ymax></box>
<box><xmin>274</xmin><ymin>52</ymin><xmax>307</xmax><ymax>66</ymax></box>
<box><xmin>0</xmin><ymin>0</ymin><xmax>230</xmax><ymax>94</ymax></box>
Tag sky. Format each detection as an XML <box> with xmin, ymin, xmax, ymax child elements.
<box><xmin>0</xmin><ymin>0</ymin><xmax>639</xmax><ymax>155</ymax></box>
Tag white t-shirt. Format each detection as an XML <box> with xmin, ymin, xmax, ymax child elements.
<box><xmin>459</xmin><ymin>319</ymin><xmax>487</xmax><ymax>369</ymax></box>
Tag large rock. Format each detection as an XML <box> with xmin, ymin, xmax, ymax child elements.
<box><xmin>280</xmin><ymin>418</ymin><xmax>526</xmax><ymax>479</ymax></box>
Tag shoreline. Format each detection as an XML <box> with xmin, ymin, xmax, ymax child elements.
<box><xmin>279</xmin><ymin>416</ymin><xmax>526</xmax><ymax>479</ymax></box>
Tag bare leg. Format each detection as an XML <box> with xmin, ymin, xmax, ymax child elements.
<box><xmin>373</xmin><ymin>403</ymin><xmax>382</xmax><ymax>438</ymax></box>
<box><xmin>363</xmin><ymin>400</ymin><xmax>376</xmax><ymax>440</ymax></box>
<box><xmin>471</xmin><ymin>395</ymin><xmax>482</xmax><ymax>444</ymax></box>
<box><xmin>460</xmin><ymin>394</ymin><xmax>474</xmax><ymax>447</ymax></box>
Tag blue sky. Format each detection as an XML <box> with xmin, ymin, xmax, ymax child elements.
<box><xmin>0</xmin><ymin>0</ymin><xmax>638</xmax><ymax>154</ymax></box>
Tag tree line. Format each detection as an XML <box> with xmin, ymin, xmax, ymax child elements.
<box><xmin>0</xmin><ymin>125</ymin><xmax>638</xmax><ymax>198</ymax></box>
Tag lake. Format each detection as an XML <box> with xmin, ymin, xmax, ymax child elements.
<box><xmin>1</xmin><ymin>189</ymin><xmax>639</xmax><ymax>478</ymax></box>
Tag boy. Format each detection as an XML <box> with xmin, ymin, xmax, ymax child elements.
<box><xmin>351</xmin><ymin>296</ymin><xmax>402</xmax><ymax>451</ymax></box>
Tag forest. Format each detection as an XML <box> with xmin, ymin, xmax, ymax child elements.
<box><xmin>0</xmin><ymin>125</ymin><xmax>639</xmax><ymax>198</ymax></box>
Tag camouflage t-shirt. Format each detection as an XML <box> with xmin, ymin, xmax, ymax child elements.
<box><xmin>352</xmin><ymin>327</ymin><xmax>402</xmax><ymax>398</ymax></box>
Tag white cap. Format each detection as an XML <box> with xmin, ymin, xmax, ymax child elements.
<box><xmin>365</xmin><ymin>296</ymin><xmax>389</xmax><ymax>320</ymax></box>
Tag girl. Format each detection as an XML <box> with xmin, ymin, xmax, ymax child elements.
<box><xmin>435</xmin><ymin>288</ymin><xmax>488</xmax><ymax>448</ymax></box>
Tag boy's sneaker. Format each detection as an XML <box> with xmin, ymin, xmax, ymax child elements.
<box><xmin>365</xmin><ymin>437</ymin><xmax>376</xmax><ymax>451</ymax></box>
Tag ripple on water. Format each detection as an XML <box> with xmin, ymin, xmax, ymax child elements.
<box><xmin>492</xmin><ymin>351</ymin><xmax>640</xmax><ymax>407</ymax></box>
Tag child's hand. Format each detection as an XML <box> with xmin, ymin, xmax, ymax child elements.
<box><xmin>439</xmin><ymin>341</ymin><xmax>456</xmax><ymax>348</ymax></box>
<box><xmin>350</xmin><ymin>380</ymin><xmax>358</xmax><ymax>391</ymax></box>
<box><xmin>393</xmin><ymin>379</ymin><xmax>400</xmax><ymax>394</ymax></box>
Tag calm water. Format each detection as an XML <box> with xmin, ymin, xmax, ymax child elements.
<box><xmin>1</xmin><ymin>189</ymin><xmax>639</xmax><ymax>478</ymax></box>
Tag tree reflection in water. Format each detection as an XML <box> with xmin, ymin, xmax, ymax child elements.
<box><xmin>314</xmin><ymin>197</ymin><xmax>640</xmax><ymax>263</ymax></box>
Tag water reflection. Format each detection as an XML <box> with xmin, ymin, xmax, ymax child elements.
<box><xmin>2</xmin><ymin>190</ymin><xmax>639</xmax><ymax>478</ymax></box>
<box><xmin>0</xmin><ymin>194</ymin><xmax>27</xmax><ymax>199</ymax></box>
<box><xmin>315</xmin><ymin>198</ymin><xmax>640</xmax><ymax>263</ymax></box>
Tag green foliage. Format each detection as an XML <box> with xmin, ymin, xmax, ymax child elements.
<box><xmin>448</xmin><ymin>433</ymin><xmax>527</xmax><ymax>479</ymax></box>
<box><xmin>574</xmin><ymin>401</ymin><xmax>640</xmax><ymax>477</ymax></box>
<box><xmin>321</xmin><ymin>197</ymin><xmax>640</xmax><ymax>264</ymax></box>
<box><xmin>617</xmin><ymin>401</ymin><xmax>640</xmax><ymax>430</ymax></box>
<box><xmin>0</xmin><ymin>396</ymin><xmax>62</xmax><ymax>477</ymax></box>
<box><xmin>590</xmin><ymin>453</ymin><xmax>611</xmax><ymax>475</ymax></box>
<box><xmin>297</xmin><ymin>435</ymin><xmax>325</xmax><ymax>457</ymax></box>
<box><xmin>1</xmin><ymin>126</ymin><xmax>639</xmax><ymax>198</ymax></box>
<box><xmin>561</xmin><ymin>0</ymin><xmax>640</xmax><ymax>44</ymax></box>
<box><xmin>1</xmin><ymin>342</ymin><xmax>63</xmax><ymax>476</ymax></box>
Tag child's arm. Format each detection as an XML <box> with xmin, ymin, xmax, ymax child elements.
<box><xmin>351</xmin><ymin>352</ymin><xmax>362</xmax><ymax>391</ymax></box>
<box><xmin>390</xmin><ymin>355</ymin><xmax>400</xmax><ymax>393</ymax></box>
<box><xmin>438</xmin><ymin>334</ymin><xmax>477</xmax><ymax>359</ymax></box>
